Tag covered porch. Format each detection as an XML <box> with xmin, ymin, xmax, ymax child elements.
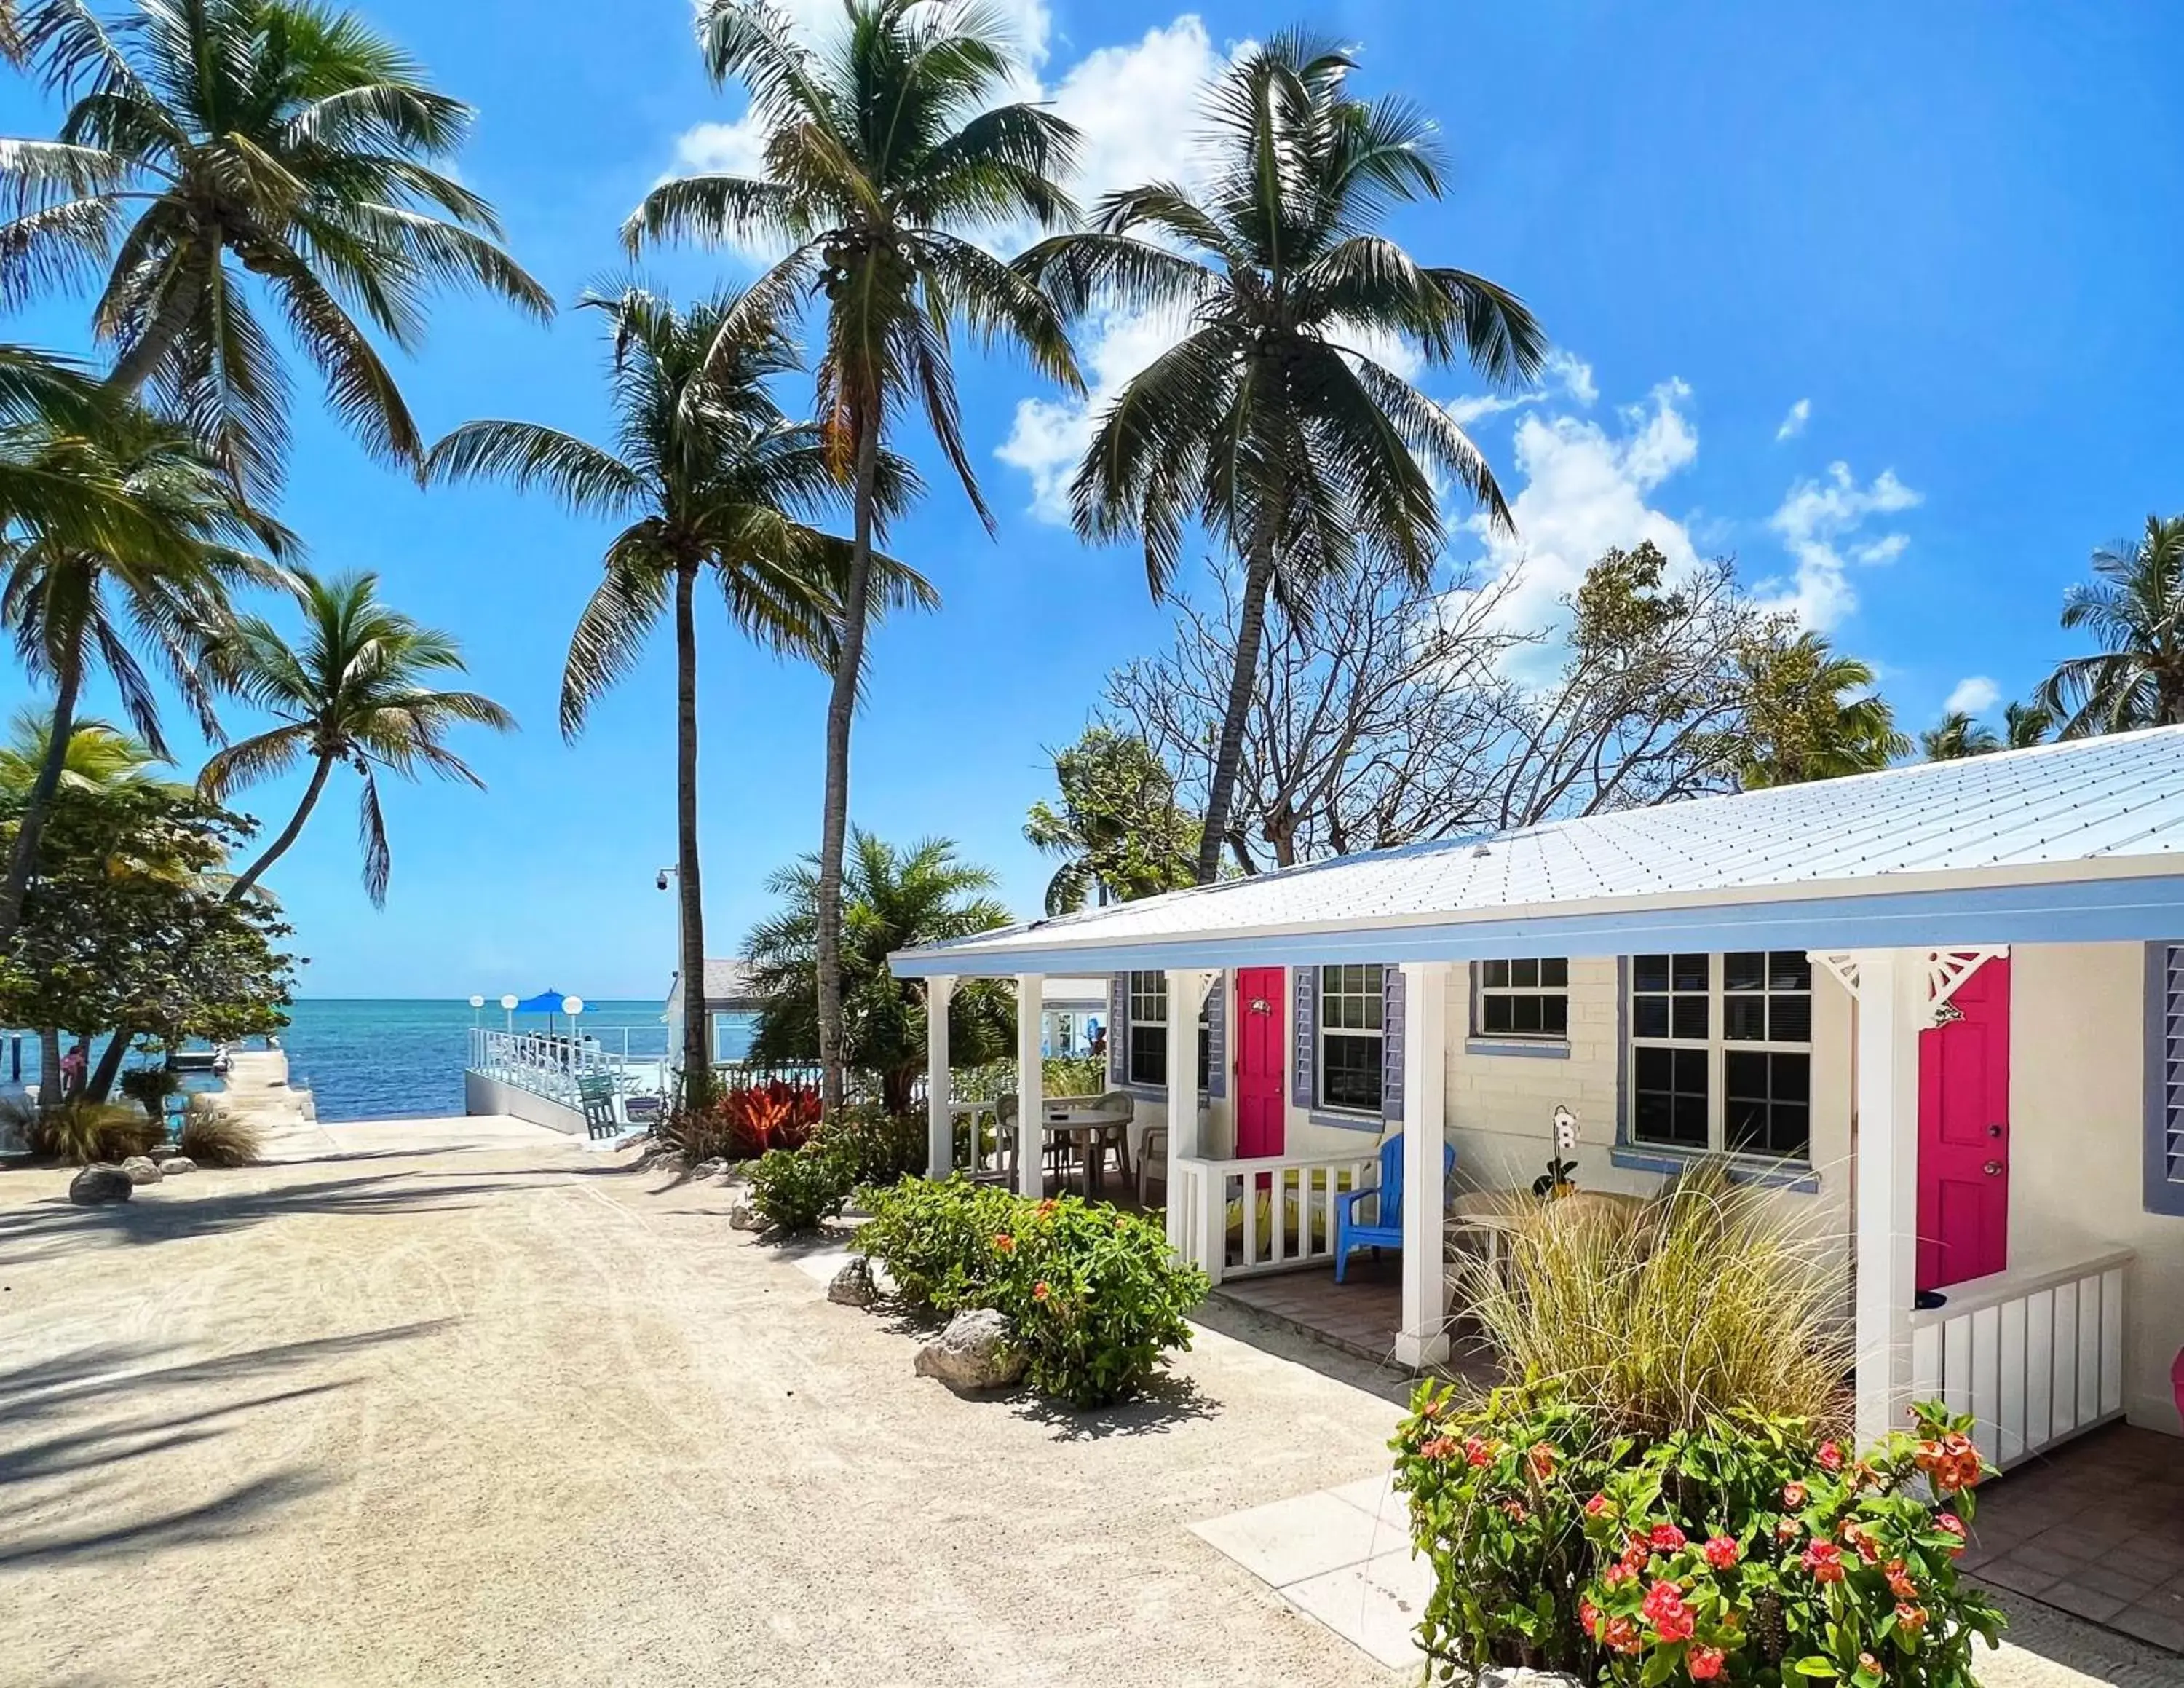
<box><xmin>896</xmin><ymin>733</ymin><xmax>2184</xmax><ymax>1464</ymax></box>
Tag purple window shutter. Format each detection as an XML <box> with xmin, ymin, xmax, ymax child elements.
<box><xmin>1107</xmin><ymin>974</ymin><xmax>1129</xmax><ymax>1089</ymax></box>
<box><xmin>1203</xmin><ymin>971</ymin><xmax>1226</xmax><ymax>1097</ymax></box>
<box><xmin>1382</xmin><ymin>966</ymin><xmax>1406</xmax><ymax>1124</ymax></box>
<box><xmin>1292</xmin><ymin>966</ymin><xmax>1320</xmax><ymax>1108</ymax></box>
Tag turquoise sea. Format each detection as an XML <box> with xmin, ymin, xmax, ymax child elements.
<box><xmin>1</xmin><ymin>999</ymin><xmax>771</xmax><ymax>1121</ymax></box>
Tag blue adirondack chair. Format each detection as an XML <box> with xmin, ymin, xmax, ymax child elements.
<box><xmin>1332</xmin><ymin>1132</ymin><xmax>1456</xmax><ymax>1283</ymax></box>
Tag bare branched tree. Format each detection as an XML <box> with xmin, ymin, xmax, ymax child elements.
<box><xmin>1108</xmin><ymin>542</ymin><xmax>1787</xmax><ymax>871</ymax></box>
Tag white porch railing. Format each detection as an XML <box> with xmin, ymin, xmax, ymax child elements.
<box><xmin>1172</xmin><ymin>1151</ymin><xmax>1377</xmax><ymax>1286</ymax></box>
<box><xmin>1909</xmin><ymin>1250</ymin><xmax>2132</xmax><ymax>1469</ymax></box>
<box><xmin>466</xmin><ymin>1026</ymin><xmax>667</xmax><ymax>1108</ymax></box>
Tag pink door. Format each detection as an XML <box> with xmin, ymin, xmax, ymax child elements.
<box><xmin>1916</xmin><ymin>958</ymin><xmax>2010</xmax><ymax>1293</ymax></box>
<box><xmin>1235</xmin><ymin>967</ymin><xmax>1286</xmax><ymax>1159</ymax></box>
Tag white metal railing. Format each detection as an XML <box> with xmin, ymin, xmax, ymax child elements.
<box><xmin>466</xmin><ymin>1025</ymin><xmax>669</xmax><ymax>1109</ymax></box>
<box><xmin>1909</xmin><ymin>1250</ymin><xmax>2132</xmax><ymax>1469</ymax></box>
<box><xmin>1172</xmin><ymin>1151</ymin><xmax>1378</xmax><ymax>1286</ymax></box>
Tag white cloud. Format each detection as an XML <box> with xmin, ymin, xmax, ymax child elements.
<box><xmin>1465</xmin><ymin>377</ymin><xmax>1704</xmax><ymax>642</ymax></box>
<box><xmin>1045</xmin><ymin>17</ymin><xmax>1222</xmax><ymax>206</ymax></box>
<box><xmin>1760</xmin><ymin>462</ymin><xmax>1921</xmax><ymax>631</ymax></box>
<box><xmin>1945</xmin><ymin>675</ymin><xmax>2000</xmax><ymax>717</ymax></box>
<box><xmin>1441</xmin><ymin>350</ymin><xmax>1597</xmax><ymax>429</ymax></box>
<box><xmin>1775</xmin><ymin>397</ymin><xmax>1811</xmax><ymax>441</ymax></box>
<box><xmin>754</xmin><ymin>0</ymin><xmax>1053</xmax><ymax>64</ymax></box>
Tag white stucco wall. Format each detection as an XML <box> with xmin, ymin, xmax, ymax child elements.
<box><xmin>2009</xmin><ymin>942</ymin><xmax>2184</xmax><ymax>1435</ymax></box>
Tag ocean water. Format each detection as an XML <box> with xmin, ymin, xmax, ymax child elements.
<box><xmin>282</xmin><ymin>999</ymin><xmax>673</xmax><ymax>1122</ymax></box>
<box><xmin>0</xmin><ymin>999</ymin><xmax>769</xmax><ymax>1122</ymax></box>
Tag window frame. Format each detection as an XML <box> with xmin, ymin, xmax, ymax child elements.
<box><xmin>1316</xmin><ymin>963</ymin><xmax>1386</xmax><ymax>1116</ymax></box>
<box><xmin>1474</xmin><ymin>957</ymin><xmax>1571</xmax><ymax>1042</ymax></box>
<box><xmin>1126</xmin><ymin>971</ymin><xmax>1168</xmax><ymax>1089</ymax></box>
<box><xmin>1626</xmin><ymin>951</ymin><xmax>1816</xmax><ymax>1165</ymax></box>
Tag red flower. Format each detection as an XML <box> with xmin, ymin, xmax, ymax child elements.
<box><xmin>1688</xmin><ymin>1643</ymin><xmax>1728</xmax><ymax>1681</ymax></box>
<box><xmin>1603</xmin><ymin>1561</ymin><xmax>1634</xmax><ymax>1588</ymax></box>
<box><xmin>1527</xmin><ymin>1440</ymin><xmax>1559</xmax><ymax>1479</ymax></box>
<box><xmin>1502</xmin><ymin>1499</ymin><xmax>1530</xmax><ymax>1523</ymax></box>
<box><xmin>1781</xmin><ymin>1481</ymin><xmax>1808</xmax><ymax>1509</ymax></box>
<box><xmin>1885</xmin><ymin>1560</ymin><xmax>1919</xmax><ymax>1601</ymax></box>
<box><xmin>1775</xmin><ymin>1517</ymin><xmax>1803</xmax><ymax>1543</ymax></box>
<box><xmin>1579</xmin><ymin>1597</ymin><xmax>1602</xmax><ymax>1639</ymax></box>
<box><xmin>1650</xmin><ymin>1523</ymin><xmax>1688</xmax><ymax>1552</ymax></box>
<box><xmin>1653</xmin><ymin>1605</ymin><xmax>1696</xmax><ymax>1644</ymax></box>
<box><xmin>1585</xmin><ymin>1493</ymin><xmax>1611</xmax><ymax>1518</ymax></box>
<box><xmin>1859</xmin><ymin>1652</ymin><xmax>1886</xmax><ymax>1681</ymax></box>
<box><xmin>1802</xmin><ymin>1540</ymin><xmax>1845</xmax><ymax>1584</ymax></box>
<box><xmin>1642</xmin><ymin>1580</ymin><xmax>1688</xmax><ymax>1625</ymax></box>
<box><xmin>1463</xmin><ymin>1435</ymin><xmax>1495</xmax><ymax>1469</ymax></box>
<box><xmin>1895</xmin><ymin>1602</ymin><xmax>1928</xmax><ymax>1634</ymax></box>
<box><xmin>1602</xmin><ymin>1615</ymin><xmax>1642</xmax><ymax>1655</ymax></box>
<box><xmin>1417</xmin><ymin>1436</ymin><xmax>1459</xmax><ymax>1462</ymax></box>
<box><xmin>1816</xmin><ymin>1439</ymin><xmax>1845</xmax><ymax>1473</ymax></box>
<box><xmin>1032</xmin><ymin>1281</ymin><xmax>1051</xmax><ymax>1302</ymax></box>
<box><xmin>993</xmin><ymin>1233</ymin><xmax>1016</xmax><ymax>1254</ymax></box>
<box><xmin>1704</xmin><ymin>1534</ymin><xmax>1740</xmax><ymax>1569</ymax></box>
<box><xmin>1843</xmin><ymin>1522</ymin><xmax>1883</xmax><ymax>1563</ymax></box>
<box><xmin>1934</xmin><ymin>1513</ymin><xmax>1967</xmax><ymax>1557</ymax></box>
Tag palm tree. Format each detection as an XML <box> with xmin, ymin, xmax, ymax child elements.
<box><xmin>625</xmin><ymin>0</ymin><xmax>1082</xmax><ymax>1111</ymax></box>
<box><xmin>0</xmin><ymin>406</ymin><xmax>285</xmax><ymax>941</ymax></box>
<box><xmin>426</xmin><ymin>285</ymin><xmax>933</xmax><ymax>1104</ymax></box>
<box><xmin>1</xmin><ymin>0</ymin><xmax>552</xmax><ymax>494</ymax></box>
<box><xmin>197</xmin><ymin>567</ymin><xmax>513</xmax><ymax>905</ymax></box>
<box><xmin>2038</xmin><ymin>515</ymin><xmax>2184</xmax><ymax>738</ymax></box>
<box><xmin>1921</xmin><ymin>710</ymin><xmax>2001</xmax><ymax>761</ymax></box>
<box><xmin>743</xmin><ymin>829</ymin><xmax>1014</xmax><ymax>1113</ymax></box>
<box><xmin>1734</xmin><ymin>631</ymin><xmax>1908</xmax><ymax>788</ymax></box>
<box><xmin>2003</xmin><ymin>698</ymin><xmax>2054</xmax><ymax>749</ymax></box>
<box><xmin>1015</xmin><ymin>33</ymin><xmax>1543</xmax><ymax>888</ymax></box>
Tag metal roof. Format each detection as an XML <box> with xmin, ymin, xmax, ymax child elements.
<box><xmin>893</xmin><ymin>727</ymin><xmax>2184</xmax><ymax>976</ymax></box>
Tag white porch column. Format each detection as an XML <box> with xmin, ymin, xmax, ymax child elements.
<box><xmin>1164</xmin><ymin>969</ymin><xmax>1211</xmax><ymax>1266</ymax></box>
<box><xmin>1396</xmin><ymin>961</ymin><xmax>1451</xmax><ymax>1369</ymax></box>
<box><xmin>924</xmin><ymin>975</ymin><xmax>954</xmax><ymax>1178</ymax></box>
<box><xmin>1849</xmin><ymin>948</ymin><xmax>1924</xmax><ymax>1445</ymax></box>
<box><xmin>1015</xmin><ymin>974</ymin><xmax>1045</xmax><ymax>1198</ymax></box>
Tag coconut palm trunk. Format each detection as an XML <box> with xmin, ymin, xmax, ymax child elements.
<box><xmin>37</xmin><ymin>1028</ymin><xmax>61</xmax><ymax>1107</ymax></box>
<box><xmin>816</xmin><ymin>411</ymin><xmax>880</xmax><ymax>1113</ymax></box>
<box><xmin>0</xmin><ymin>655</ymin><xmax>82</xmax><ymax>939</ymax></box>
<box><xmin>85</xmin><ymin>1027</ymin><xmax>133</xmax><ymax>1103</ymax></box>
<box><xmin>1196</xmin><ymin>535</ymin><xmax>1277</xmax><ymax>883</ymax></box>
<box><xmin>106</xmin><ymin>250</ymin><xmax>211</xmax><ymax>400</ymax></box>
<box><xmin>224</xmin><ymin>754</ymin><xmax>335</xmax><ymax>903</ymax></box>
<box><xmin>673</xmin><ymin>561</ymin><xmax>713</xmax><ymax>1108</ymax></box>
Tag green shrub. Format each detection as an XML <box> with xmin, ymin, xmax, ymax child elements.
<box><xmin>817</xmin><ymin>1103</ymin><xmax>926</xmax><ymax>1190</ymax></box>
<box><xmin>746</xmin><ymin>1143</ymin><xmax>855</xmax><ymax>1232</ymax></box>
<box><xmin>853</xmin><ymin>1175</ymin><xmax>1019</xmax><ymax>1312</ymax></box>
<box><xmin>177</xmin><ymin>1098</ymin><xmax>261</xmax><ymax>1167</ymax></box>
<box><xmin>25</xmin><ymin>1102</ymin><xmax>164</xmax><ymax>1165</ymax></box>
<box><xmin>1463</xmin><ymin>1161</ymin><xmax>1851</xmax><ymax>1438</ymax></box>
<box><xmin>992</xmin><ymin>1195</ymin><xmax>1206</xmax><ymax>1407</ymax></box>
<box><xmin>1042</xmin><ymin>1054</ymin><xmax>1107</xmax><ymax>1097</ymax></box>
<box><xmin>1393</xmin><ymin>1387</ymin><xmax>2004</xmax><ymax>1685</ymax></box>
<box><xmin>118</xmin><ymin>1065</ymin><xmax>184</xmax><ymax>1113</ymax></box>
<box><xmin>855</xmin><ymin>1183</ymin><xmax>1208</xmax><ymax>1406</ymax></box>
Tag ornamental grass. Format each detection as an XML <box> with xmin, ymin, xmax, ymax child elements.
<box><xmin>1462</xmin><ymin>1160</ymin><xmax>1851</xmax><ymax>1438</ymax></box>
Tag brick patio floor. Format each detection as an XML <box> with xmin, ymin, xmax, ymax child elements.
<box><xmin>1961</xmin><ymin>1423</ymin><xmax>2184</xmax><ymax>1653</ymax></box>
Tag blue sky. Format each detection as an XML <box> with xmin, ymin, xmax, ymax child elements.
<box><xmin>2</xmin><ymin>0</ymin><xmax>2179</xmax><ymax>1000</ymax></box>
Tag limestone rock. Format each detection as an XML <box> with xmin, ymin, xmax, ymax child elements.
<box><xmin>727</xmin><ymin>1197</ymin><xmax>764</xmax><ymax>1231</ymax></box>
<box><xmin>68</xmin><ymin>1165</ymin><xmax>133</xmax><ymax>1206</ymax></box>
<box><xmin>1480</xmin><ymin>1671</ymin><xmax>1586</xmax><ymax>1688</ymax></box>
<box><xmin>119</xmin><ymin>1156</ymin><xmax>163</xmax><ymax>1186</ymax></box>
<box><xmin>692</xmin><ymin>1157</ymin><xmax>727</xmax><ymax>1179</ymax></box>
<box><xmin>828</xmin><ymin>1257</ymin><xmax>879</xmax><ymax>1308</ymax></box>
<box><xmin>914</xmin><ymin>1309</ymin><xmax>1025</xmax><ymax>1392</ymax></box>
<box><xmin>157</xmin><ymin>1156</ymin><xmax>197</xmax><ymax>1175</ymax></box>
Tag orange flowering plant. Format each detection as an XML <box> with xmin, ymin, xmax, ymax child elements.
<box><xmin>1395</xmin><ymin>1387</ymin><xmax>2006</xmax><ymax>1687</ymax></box>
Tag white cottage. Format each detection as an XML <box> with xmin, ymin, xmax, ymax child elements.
<box><xmin>893</xmin><ymin>727</ymin><xmax>2184</xmax><ymax>1465</ymax></box>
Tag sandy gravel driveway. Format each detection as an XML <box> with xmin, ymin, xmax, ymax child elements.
<box><xmin>0</xmin><ymin>1118</ymin><xmax>1412</xmax><ymax>1688</ymax></box>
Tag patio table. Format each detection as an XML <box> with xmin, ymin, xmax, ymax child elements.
<box><xmin>1041</xmin><ymin>1105</ymin><xmax>1133</xmax><ymax>1198</ymax></box>
<box><xmin>1449</xmin><ymin>1186</ymin><xmax>1641</xmax><ymax>1277</ymax></box>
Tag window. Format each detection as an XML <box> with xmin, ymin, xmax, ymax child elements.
<box><xmin>1123</xmin><ymin>971</ymin><xmax>1212</xmax><ymax>1089</ymax></box>
<box><xmin>1477</xmin><ymin>958</ymin><xmax>1569</xmax><ymax>1038</ymax></box>
<box><xmin>1629</xmin><ymin>952</ymin><xmax>1813</xmax><ymax>1162</ymax></box>
<box><xmin>1318</xmin><ymin>963</ymin><xmax>1385</xmax><ymax>1113</ymax></box>
<box><xmin>1127</xmin><ymin>971</ymin><xmax>1166</xmax><ymax>1087</ymax></box>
